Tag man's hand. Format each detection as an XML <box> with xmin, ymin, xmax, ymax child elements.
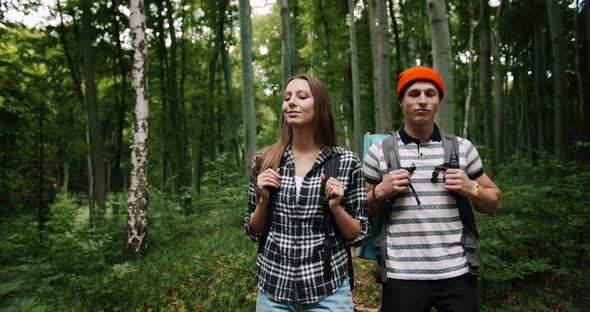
<box><xmin>443</xmin><ymin>168</ymin><xmax>474</xmax><ymax>198</ymax></box>
<box><xmin>375</xmin><ymin>169</ymin><xmax>410</xmax><ymax>200</ymax></box>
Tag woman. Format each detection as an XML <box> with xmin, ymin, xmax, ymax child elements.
<box><xmin>243</xmin><ymin>74</ymin><xmax>368</xmax><ymax>311</ymax></box>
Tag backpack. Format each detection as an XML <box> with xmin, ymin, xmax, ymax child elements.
<box><xmin>356</xmin><ymin>130</ymin><xmax>481</xmax><ymax>284</ymax></box>
<box><xmin>255</xmin><ymin>149</ymin><xmax>355</xmax><ymax>290</ymax></box>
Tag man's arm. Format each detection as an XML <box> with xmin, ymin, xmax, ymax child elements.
<box><xmin>443</xmin><ymin>170</ymin><xmax>500</xmax><ymax>214</ymax></box>
<box><xmin>470</xmin><ymin>173</ymin><xmax>501</xmax><ymax>214</ymax></box>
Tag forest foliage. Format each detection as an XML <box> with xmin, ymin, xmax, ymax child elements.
<box><xmin>1</xmin><ymin>0</ymin><xmax>589</xmax><ymax>310</ymax></box>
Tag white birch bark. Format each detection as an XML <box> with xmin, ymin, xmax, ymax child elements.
<box><xmin>348</xmin><ymin>0</ymin><xmax>362</xmax><ymax>154</ymax></box>
<box><xmin>127</xmin><ymin>0</ymin><xmax>149</xmax><ymax>257</ymax></box>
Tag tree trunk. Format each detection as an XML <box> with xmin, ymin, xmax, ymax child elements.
<box><xmin>127</xmin><ymin>0</ymin><xmax>149</xmax><ymax>258</ymax></box>
<box><xmin>480</xmin><ymin>0</ymin><xmax>493</xmax><ymax>147</ymax></box>
<box><xmin>492</xmin><ymin>3</ymin><xmax>504</xmax><ymax>161</ymax></box>
<box><xmin>575</xmin><ymin>0</ymin><xmax>590</xmax><ymax>144</ymax></box>
<box><xmin>279</xmin><ymin>0</ymin><xmax>291</xmax><ymax>88</ymax></box>
<box><xmin>38</xmin><ymin>96</ymin><xmax>44</xmax><ymax>243</ymax></box>
<box><xmin>348</xmin><ymin>0</ymin><xmax>362</xmax><ymax>155</ymax></box>
<box><xmin>387</xmin><ymin>0</ymin><xmax>404</xmax><ymax>78</ymax></box>
<box><xmin>290</xmin><ymin>0</ymin><xmax>300</xmax><ymax>73</ymax></box>
<box><xmin>239</xmin><ymin>0</ymin><xmax>257</xmax><ymax>174</ymax></box>
<box><xmin>80</xmin><ymin>0</ymin><xmax>107</xmax><ymax>219</ymax></box>
<box><xmin>63</xmin><ymin>160</ymin><xmax>69</xmax><ymax>194</ymax></box>
<box><xmin>463</xmin><ymin>20</ymin><xmax>476</xmax><ymax>139</ymax></box>
<box><xmin>207</xmin><ymin>1</ymin><xmax>227</xmax><ymax>161</ymax></box>
<box><xmin>57</xmin><ymin>0</ymin><xmax>90</xmax><ymax>205</ymax></box>
<box><xmin>377</xmin><ymin>0</ymin><xmax>393</xmax><ymax>132</ymax></box>
<box><xmin>368</xmin><ymin>0</ymin><xmax>392</xmax><ymax>133</ymax></box>
<box><xmin>545</xmin><ymin>0</ymin><xmax>567</xmax><ymax>158</ymax></box>
<box><xmin>221</xmin><ymin>38</ymin><xmax>241</xmax><ymax>170</ymax></box>
<box><xmin>111</xmin><ymin>0</ymin><xmax>127</xmax><ymax>192</ymax></box>
<box><xmin>368</xmin><ymin>0</ymin><xmax>380</xmax><ymax>132</ymax></box>
<box><xmin>427</xmin><ymin>0</ymin><xmax>454</xmax><ymax>133</ymax></box>
<box><xmin>155</xmin><ymin>3</ymin><xmax>169</xmax><ymax>190</ymax></box>
<box><xmin>584</xmin><ymin>2</ymin><xmax>590</xmax><ymax>142</ymax></box>
<box><xmin>180</xmin><ymin>0</ymin><xmax>189</xmax><ymax>181</ymax></box>
<box><xmin>533</xmin><ymin>0</ymin><xmax>547</xmax><ymax>155</ymax></box>
<box><xmin>165</xmin><ymin>0</ymin><xmax>187</xmax><ymax>188</ymax></box>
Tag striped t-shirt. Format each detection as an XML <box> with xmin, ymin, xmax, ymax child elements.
<box><xmin>363</xmin><ymin>126</ymin><xmax>483</xmax><ymax>280</ymax></box>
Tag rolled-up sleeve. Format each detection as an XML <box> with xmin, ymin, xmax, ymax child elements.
<box><xmin>243</xmin><ymin>158</ymin><xmax>260</xmax><ymax>242</ymax></box>
<box><xmin>343</xmin><ymin>154</ymin><xmax>369</xmax><ymax>247</ymax></box>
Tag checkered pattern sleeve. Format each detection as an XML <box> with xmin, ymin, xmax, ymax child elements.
<box><xmin>341</xmin><ymin>151</ymin><xmax>369</xmax><ymax>247</ymax></box>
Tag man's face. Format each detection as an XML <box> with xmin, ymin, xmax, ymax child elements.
<box><xmin>400</xmin><ymin>81</ymin><xmax>441</xmax><ymax>127</ymax></box>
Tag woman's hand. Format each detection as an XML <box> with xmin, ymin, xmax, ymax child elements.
<box><xmin>322</xmin><ymin>174</ymin><xmax>344</xmax><ymax>210</ymax></box>
<box><xmin>256</xmin><ymin>168</ymin><xmax>281</xmax><ymax>203</ymax></box>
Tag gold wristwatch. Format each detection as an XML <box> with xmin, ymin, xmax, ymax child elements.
<box><xmin>471</xmin><ymin>181</ymin><xmax>480</xmax><ymax>199</ymax></box>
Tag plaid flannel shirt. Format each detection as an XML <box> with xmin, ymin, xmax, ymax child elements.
<box><xmin>243</xmin><ymin>145</ymin><xmax>369</xmax><ymax>304</ymax></box>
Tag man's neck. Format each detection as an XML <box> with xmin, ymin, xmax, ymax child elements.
<box><xmin>403</xmin><ymin>123</ymin><xmax>435</xmax><ymax>142</ymax></box>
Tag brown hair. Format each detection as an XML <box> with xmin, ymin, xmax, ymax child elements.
<box><xmin>257</xmin><ymin>74</ymin><xmax>337</xmax><ymax>177</ymax></box>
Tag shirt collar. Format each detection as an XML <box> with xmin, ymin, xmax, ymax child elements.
<box><xmin>398</xmin><ymin>123</ymin><xmax>441</xmax><ymax>145</ymax></box>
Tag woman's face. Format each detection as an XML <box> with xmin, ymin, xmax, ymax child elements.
<box><xmin>282</xmin><ymin>78</ymin><xmax>315</xmax><ymax>128</ymax></box>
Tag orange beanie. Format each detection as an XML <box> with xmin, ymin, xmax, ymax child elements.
<box><xmin>397</xmin><ymin>66</ymin><xmax>445</xmax><ymax>100</ymax></box>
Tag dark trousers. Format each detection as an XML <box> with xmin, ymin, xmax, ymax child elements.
<box><xmin>380</xmin><ymin>273</ymin><xmax>479</xmax><ymax>312</ymax></box>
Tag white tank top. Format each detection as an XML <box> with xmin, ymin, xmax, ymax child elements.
<box><xmin>294</xmin><ymin>176</ymin><xmax>304</xmax><ymax>203</ymax></box>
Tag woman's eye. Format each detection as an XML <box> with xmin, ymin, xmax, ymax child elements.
<box><xmin>298</xmin><ymin>96</ymin><xmax>307</xmax><ymax>100</ymax></box>
<box><xmin>284</xmin><ymin>97</ymin><xmax>290</xmax><ymax>101</ymax></box>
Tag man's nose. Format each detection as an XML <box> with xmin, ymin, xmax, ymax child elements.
<box><xmin>418</xmin><ymin>92</ymin><xmax>427</xmax><ymax>103</ymax></box>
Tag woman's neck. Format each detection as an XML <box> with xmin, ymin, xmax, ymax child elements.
<box><xmin>291</xmin><ymin>127</ymin><xmax>320</xmax><ymax>154</ymax></box>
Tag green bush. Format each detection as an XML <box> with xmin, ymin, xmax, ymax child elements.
<box><xmin>1</xmin><ymin>155</ymin><xmax>588</xmax><ymax>311</ymax></box>
<box><xmin>478</xmin><ymin>156</ymin><xmax>590</xmax><ymax>310</ymax></box>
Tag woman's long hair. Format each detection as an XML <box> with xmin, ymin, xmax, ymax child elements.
<box><xmin>257</xmin><ymin>74</ymin><xmax>337</xmax><ymax>177</ymax></box>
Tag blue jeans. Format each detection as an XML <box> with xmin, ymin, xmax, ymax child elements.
<box><xmin>256</xmin><ymin>278</ymin><xmax>353</xmax><ymax>312</ymax></box>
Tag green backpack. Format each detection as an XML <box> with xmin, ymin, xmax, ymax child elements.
<box><xmin>356</xmin><ymin>131</ymin><xmax>481</xmax><ymax>284</ymax></box>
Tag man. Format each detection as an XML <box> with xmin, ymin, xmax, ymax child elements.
<box><xmin>363</xmin><ymin>66</ymin><xmax>501</xmax><ymax>311</ymax></box>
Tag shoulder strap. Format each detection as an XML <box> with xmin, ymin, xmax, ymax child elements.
<box><xmin>374</xmin><ymin>131</ymin><xmax>400</xmax><ymax>284</ymax></box>
<box><xmin>440</xmin><ymin>128</ymin><xmax>460</xmax><ymax>166</ymax></box>
<box><xmin>381</xmin><ymin>131</ymin><xmax>401</xmax><ymax>172</ymax></box>
<box><xmin>320</xmin><ymin>153</ymin><xmax>340</xmax><ymax>279</ymax></box>
<box><xmin>256</xmin><ymin>154</ymin><xmax>277</xmax><ymax>254</ymax></box>
<box><xmin>440</xmin><ymin>131</ymin><xmax>478</xmax><ymax>237</ymax></box>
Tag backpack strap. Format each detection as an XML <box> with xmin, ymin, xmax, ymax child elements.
<box><xmin>255</xmin><ymin>155</ymin><xmax>278</xmax><ymax>255</ymax></box>
<box><xmin>373</xmin><ymin>131</ymin><xmax>399</xmax><ymax>284</ymax></box>
<box><xmin>439</xmin><ymin>129</ymin><xmax>480</xmax><ymax>276</ymax></box>
<box><xmin>320</xmin><ymin>152</ymin><xmax>342</xmax><ymax>282</ymax></box>
<box><xmin>319</xmin><ymin>151</ymin><xmax>356</xmax><ymax>290</ymax></box>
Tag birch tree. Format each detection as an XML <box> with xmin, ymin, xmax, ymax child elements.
<box><xmin>127</xmin><ymin>0</ymin><xmax>149</xmax><ymax>257</ymax></box>
<box><xmin>239</xmin><ymin>0</ymin><xmax>257</xmax><ymax>173</ymax></box>
<box><xmin>427</xmin><ymin>0</ymin><xmax>454</xmax><ymax>133</ymax></box>
<box><xmin>348</xmin><ymin>0</ymin><xmax>362</xmax><ymax>154</ymax></box>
